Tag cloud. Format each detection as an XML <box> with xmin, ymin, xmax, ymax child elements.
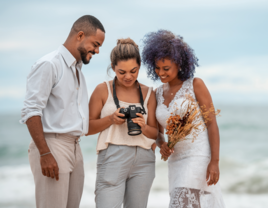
<box><xmin>136</xmin><ymin>0</ymin><xmax>268</xmax><ymax>9</ymax></box>
<box><xmin>195</xmin><ymin>55</ymin><xmax>268</xmax><ymax>94</ymax></box>
<box><xmin>0</xmin><ymin>87</ymin><xmax>25</xmax><ymax>98</ymax></box>
<box><xmin>1</xmin><ymin>55</ymin><xmax>267</xmax><ymax>98</ymax></box>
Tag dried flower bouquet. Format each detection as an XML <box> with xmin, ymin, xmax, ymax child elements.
<box><xmin>162</xmin><ymin>94</ymin><xmax>220</xmax><ymax>161</ymax></box>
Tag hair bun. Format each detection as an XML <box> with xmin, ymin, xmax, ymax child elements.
<box><xmin>117</xmin><ymin>38</ymin><xmax>139</xmax><ymax>49</ymax></box>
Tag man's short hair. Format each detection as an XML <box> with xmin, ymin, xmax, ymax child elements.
<box><xmin>71</xmin><ymin>15</ymin><xmax>105</xmax><ymax>36</ymax></box>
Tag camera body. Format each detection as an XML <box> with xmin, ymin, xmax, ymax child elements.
<box><xmin>113</xmin><ymin>77</ymin><xmax>147</xmax><ymax>136</ymax></box>
<box><xmin>119</xmin><ymin>105</ymin><xmax>144</xmax><ymax>136</ymax></box>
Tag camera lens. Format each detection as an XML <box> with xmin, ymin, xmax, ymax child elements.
<box><xmin>128</xmin><ymin>129</ymin><xmax>142</xmax><ymax>136</ymax></box>
<box><xmin>127</xmin><ymin>120</ymin><xmax>142</xmax><ymax>136</ymax></box>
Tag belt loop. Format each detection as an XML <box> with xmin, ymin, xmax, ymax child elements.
<box><xmin>75</xmin><ymin>137</ymin><xmax>81</xmax><ymax>144</ymax></box>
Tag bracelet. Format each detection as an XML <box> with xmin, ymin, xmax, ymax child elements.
<box><xmin>40</xmin><ymin>152</ymin><xmax>51</xmax><ymax>157</ymax></box>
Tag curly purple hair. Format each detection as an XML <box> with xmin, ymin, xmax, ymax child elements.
<box><xmin>141</xmin><ymin>30</ymin><xmax>199</xmax><ymax>81</ymax></box>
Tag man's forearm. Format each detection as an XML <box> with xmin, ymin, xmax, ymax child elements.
<box><xmin>26</xmin><ymin>116</ymin><xmax>50</xmax><ymax>155</ymax></box>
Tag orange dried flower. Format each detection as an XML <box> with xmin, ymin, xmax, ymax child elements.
<box><xmin>162</xmin><ymin>94</ymin><xmax>220</xmax><ymax>161</ymax></box>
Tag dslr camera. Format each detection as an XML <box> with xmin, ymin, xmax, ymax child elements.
<box><xmin>119</xmin><ymin>105</ymin><xmax>145</xmax><ymax>136</ymax></box>
<box><xmin>113</xmin><ymin>77</ymin><xmax>146</xmax><ymax>136</ymax></box>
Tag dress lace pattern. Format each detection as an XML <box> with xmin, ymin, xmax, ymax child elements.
<box><xmin>156</xmin><ymin>78</ymin><xmax>195</xmax><ymax>112</ymax></box>
<box><xmin>169</xmin><ymin>187</ymin><xmax>214</xmax><ymax>208</ymax></box>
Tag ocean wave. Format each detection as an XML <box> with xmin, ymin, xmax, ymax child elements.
<box><xmin>220</xmin><ymin>158</ymin><xmax>268</xmax><ymax>194</ymax></box>
<box><xmin>218</xmin><ymin>123</ymin><xmax>267</xmax><ymax>131</ymax></box>
<box><xmin>0</xmin><ymin>157</ymin><xmax>268</xmax><ymax>207</ymax></box>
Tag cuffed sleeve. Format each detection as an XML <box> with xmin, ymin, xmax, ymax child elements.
<box><xmin>20</xmin><ymin>61</ymin><xmax>56</xmax><ymax>124</ymax></box>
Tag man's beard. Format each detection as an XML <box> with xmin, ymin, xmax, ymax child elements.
<box><xmin>77</xmin><ymin>46</ymin><xmax>94</xmax><ymax>65</ymax></box>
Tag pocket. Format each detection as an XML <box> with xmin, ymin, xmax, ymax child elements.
<box><xmin>149</xmin><ymin>148</ymin><xmax>156</xmax><ymax>161</ymax></box>
<box><xmin>102</xmin><ymin>145</ymin><xmax>124</xmax><ymax>185</ymax></box>
<box><xmin>97</xmin><ymin>148</ymin><xmax>108</xmax><ymax>166</ymax></box>
<box><xmin>28</xmin><ymin>140</ymin><xmax>37</xmax><ymax>154</ymax></box>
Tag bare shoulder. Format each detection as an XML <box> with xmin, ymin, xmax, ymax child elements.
<box><xmin>150</xmin><ymin>89</ymin><xmax>156</xmax><ymax>99</ymax></box>
<box><xmin>139</xmin><ymin>83</ymin><xmax>149</xmax><ymax>95</ymax></box>
<box><xmin>192</xmin><ymin>77</ymin><xmax>211</xmax><ymax>99</ymax></box>
<box><xmin>193</xmin><ymin>77</ymin><xmax>205</xmax><ymax>88</ymax></box>
<box><xmin>139</xmin><ymin>83</ymin><xmax>149</xmax><ymax>90</ymax></box>
<box><xmin>91</xmin><ymin>82</ymin><xmax>109</xmax><ymax>102</ymax></box>
<box><xmin>94</xmin><ymin>82</ymin><xmax>108</xmax><ymax>93</ymax></box>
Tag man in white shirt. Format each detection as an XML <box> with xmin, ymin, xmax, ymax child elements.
<box><xmin>20</xmin><ymin>15</ymin><xmax>105</xmax><ymax>208</ymax></box>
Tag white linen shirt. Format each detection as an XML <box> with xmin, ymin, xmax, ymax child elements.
<box><xmin>20</xmin><ymin>45</ymin><xmax>89</xmax><ymax>136</ymax></box>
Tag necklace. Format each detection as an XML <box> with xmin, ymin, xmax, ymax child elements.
<box><xmin>170</xmin><ymin>82</ymin><xmax>183</xmax><ymax>96</ymax></box>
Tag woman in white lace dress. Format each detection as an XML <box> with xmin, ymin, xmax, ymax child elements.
<box><xmin>142</xmin><ymin>30</ymin><xmax>225</xmax><ymax>208</ymax></box>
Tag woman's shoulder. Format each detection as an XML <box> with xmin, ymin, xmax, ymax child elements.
<box><xmin>192</xmin><ymin>77</ymin><xmax>204</xmax><ymax>87</ymax></box>
<box><xmin>192</xmin><ymin>77</ymin><xmax>209</xmax><ymax>97</ymax></box>
<box><xmin>139</xmin><ymin>83</ymin><xmax>150</xmax><ymax>93</ymax></box>
<box><xmin>139</xmin><ymin>83</ymin><xmax>156</xmax><ymax>99</ymax></box>
<box><xmin>139</xmin><ymin>83</ymin><xmax>149</xmax><ymax>89</ymax></box>
<box><xmin>94</xmin><ymin>82</ymin><xmax>108</xmax><ymax>92</ymax></box>
<box><xmin>92</xmin><ymin>81</ymin><xmax>110</xmax><ymax>99</ymax></box>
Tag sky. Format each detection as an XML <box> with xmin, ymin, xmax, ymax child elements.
<box><xmin>0</xmin><ymin>0</ymin><xmax>268</xmax><ymax>113</ymax></box>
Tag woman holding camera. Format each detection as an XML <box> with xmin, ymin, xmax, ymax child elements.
<box><xmin>87</xmin><ymin>38</ymin><xmax>158</xmax><ymax>208</ymax></box>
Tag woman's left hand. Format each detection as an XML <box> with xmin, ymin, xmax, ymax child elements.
<box><xmin>132</xmin><ymin>113</ymin><xmax>147</xmax><ymax>130</ymax></box>
<box><xmin>206</xmin><ymin>160</ymin><xmax>220</xmax><ymax>186</ymax></box>
<box><xmin>151</xmin><ymin>143</ymin><xmax>157</xmax><ymax>152</ymax></box>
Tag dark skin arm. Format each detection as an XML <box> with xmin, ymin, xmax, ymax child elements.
<box><xmin>193</xmin><ymin>77</ymin><xmax>220</xmax><ymax>186</ymax></box>
<box><xmin>156</xmin><ymin>122</ymin><xmax>174</xmax><ymax>157</ymax></box>
<box><xmin>26</xmin><ymin>116</ymin><xmax>59</xmax><ymax>180</ymax></box>
<box><xmin>86</xmin><ymin>83</ymin><xmax>125</xmax><ymax>135</ymax></box>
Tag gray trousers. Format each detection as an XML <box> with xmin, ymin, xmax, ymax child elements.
<box><xmin>95</xmin><ymin>144</ymin><xmax>155</xmax><ymax>208</ymax></box>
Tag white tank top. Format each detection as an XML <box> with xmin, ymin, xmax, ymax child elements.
<box><xmin>96</xmin><ymin>81</ymin><xmax>155</xmax><ymax>153</ymax></box>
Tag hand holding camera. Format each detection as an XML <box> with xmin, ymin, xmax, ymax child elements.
<box><xmin>113</xmin><ymin>77</ymin><xmax>147</xmax><ymax>136</ymax></box>
<box><xmin>132</xmin><ymin>113</ymin><xmax>146</xmax><ymax>131</ymax></box>
<box><xmin>109</xmin><ymin>108</ymin><xmax>126</xmax><ymax>125</ymax></box>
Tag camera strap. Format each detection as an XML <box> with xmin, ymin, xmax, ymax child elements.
<box><xmin>112</xmin><ymin>77</ymin><xmax>147</xmax><ymax>115</ymax></box>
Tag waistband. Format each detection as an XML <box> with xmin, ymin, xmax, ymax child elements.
<box><xmin>44</xmin><ymin>133</ymin><xmax>80</xmax><ymax>142</ymax></box>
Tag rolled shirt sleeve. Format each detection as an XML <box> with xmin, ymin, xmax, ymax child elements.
<box><xmin>20</xmin><ymin>61</ymin><xmax>56</xmax><ymax>124</ymax></box>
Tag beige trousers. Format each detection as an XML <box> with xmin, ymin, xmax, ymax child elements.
<box><xmin>28</xmin><ymin>133</ymin><xmax>84</xmax><ymax>208</ymax></box>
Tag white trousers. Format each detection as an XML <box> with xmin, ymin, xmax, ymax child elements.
<box><xmin>28</xmin><ymin>133</ymin><xmax>84</xmax><ymax>208</ymax></box>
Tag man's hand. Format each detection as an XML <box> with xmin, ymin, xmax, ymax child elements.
<box><xmin>26</xmin><ymin>116</ymin><xmax>59</xmax><ymax>180</ymax></box>
<box><xmin>40</xmin><ymin>153</ymin><xmax>59</xmax><ymax>180</ymax></box>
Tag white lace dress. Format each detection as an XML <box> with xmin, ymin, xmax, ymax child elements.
<box><xmin>156</xmin><ymin>78</ymin><xmax>225</xmax><ymax>208</ymax></box>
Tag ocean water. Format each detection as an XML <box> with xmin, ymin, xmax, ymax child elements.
<box><xmin>0</xmin><ymin>105</ymin><xmax>268</xmax><ymax>208</ymax></box>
